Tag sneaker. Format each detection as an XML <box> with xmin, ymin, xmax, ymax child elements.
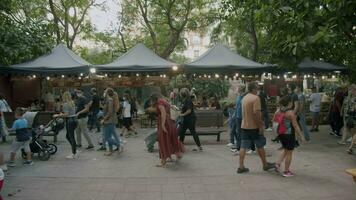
<box><xmin>7</xmin><ymin>161</ymin><xmax>15</xmax><ymax>167</ymax></box>
<box><xmin>246</xmin><ymin>150</ymin><xmax>255</xmax><ymax>154</ymax></box>
<box><xmin>282</xmin><ymin>170</ymin><xmax>294</xmax><ymax>177</ymax></box>
<box><xmin>335</xmin><ymin>133</ymin><xmax>342</xmax><ymax>137</ymax></box>
<box><xmin>226</xmin><ymin>143</ymin><xmax>234</xmax><ymax>147</ymax></box>
<box><xmin>230</xmin><ymin>148</ymin><xmax>239</xmax><ymax>153</ymax></box>
<box><xmin>329</xmin><ymin>132</ymin><xmax>336</xmax><ymax>136</ymax></box>
<box><xmin>67</xmin><ymin>154</ymin><xmax>79</xmax><ymax>159</ymax></box>
<box><xmin>265</xmin><ymin>128</ymin><xmax>273</xmax><ymax>132</ymax></box>
<box><xmin>337</xmin><ymin>141</ymin><xmax>346</xmax><ymax>145</ymax></box>
<box><xmin>23</xmin><ymin>160</ymin><xmax>34</xmax><ymax>166</ymax></box>
<box><xmin>263</xmin><ymin>162</ymin><xmax>276</xmax><ymax>171</ymax></box>
<box><xmin>86</xmin><ymin>145</ymin><xmax>94</xmax><ymax>150</ymax></box>
<box><xmin>0</xmin><ymin>164</ymin><xmax>7</xmax><ymax>171</ymax></box>
<box><xmin>237</xmin><ymin>167</ymin><xmax>249</xmax><ymax>174</ymax></box>
<box><xmin>97</xmin><ymin>146</ymin><xmax>106</xmax><ymax>151</ymax></box>
<box><xmin>347</xmin><ymin>149</ymin><xmax>353</xmax><ymax>154</ymax></box>
<box><xmin>199</xmin><ymin>146</ymin><xmax>203</xmax><ymax>151</ymax></box>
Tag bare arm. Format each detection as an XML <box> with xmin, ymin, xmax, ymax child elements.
<box><xmin>159</xmin><ymin>105</ymin><xmax>168</xmax><ymax>133</ymax></box>
<box><xmin>289</xmin><ymin>112</ymin><xmax>305</xmax><ymax>141</ymax></box>
<box><xmin>181</xmin><ymin>109</ymin><xmax>191</xmax><ymax>116</ymax></box>
<box><xmin>293</xmin><ymin>100</ymin><xmax>299</xmax><ymax>114</ymax></box>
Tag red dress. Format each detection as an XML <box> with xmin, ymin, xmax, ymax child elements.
<box><xmin>156</xmin><ymin>98</ymin><xmax>184</xmax><ymax>160</ymax></box>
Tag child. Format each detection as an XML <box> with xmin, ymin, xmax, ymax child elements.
<box><xmin>8</xmin><ymin>108</ymin><xmax>33</xmax><ymax>167</ymax></box>
<box><xmin>274</xmin><ymin>96</ymin><xmax>305</xmax><ymax>177</ymax></box>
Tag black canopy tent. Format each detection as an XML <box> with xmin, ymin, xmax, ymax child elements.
<box><xmin>4</xmin><ymin>44</ymin><xmax>90</xmax><ymax>75</ymax></box>
<box><xmin>298</xmin><ymin>58</ymin><xmax>348</xmax><ymax>73</ymax></box>
<box><xmin>184</xmin><ymin>44</ymin><xmax>274</xmax><ymax>73</ymax></box>
<box><xmin>95</xmin><ymin>43</ymin><xmax>178</xmax><ymax>73</ymax></box>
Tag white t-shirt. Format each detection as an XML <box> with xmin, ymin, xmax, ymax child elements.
<box><xmin>123</xmin><ymin>101</ymin><xmax>131</xmax><ymax>118</ymax></box>
<box><xmin>310</xmin><ymin>93</ymin><xmax>322</xmax><ymax>112</ymax></box>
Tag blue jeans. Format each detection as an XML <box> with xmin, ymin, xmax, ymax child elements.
<box><xmin>103</xmin><ymin>123</ymin><xmax>120</xmax><ymax>151</ymax></box>
<box><xmin>88</xmin><ymin>111</ymin><xmax>100</xmax><ymax>132</ymax></box>
<box><xmin>298</xmin><ymin>112</ymin><xmax>310</xmax><ymax>141</ymax></box>
<box><xmin>230</xmin><ymin>120</ymin><xmax>238</xmax><ymax>145</ymax></box>
<box><xmin>262</xmin><ymin>110</ymin><xmax>269</xmax><ymax>129</ymax></box>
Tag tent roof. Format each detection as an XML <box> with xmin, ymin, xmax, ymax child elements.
<box><xmin>8</xmin><ymin>44</ymin><xmax>90</xmax><ymax>74</ymax></box>
<box><xmin>298</xmin><ymin>58</ymin><xmax>348</xmax><ymax>72</ymax></box>
<box><xmin>96</xmin><ymin>43</ymin><xmax>177</xmax><ymax>72</ymax></box>
<box><xmin>185</xmin><ymin>44</ymin><xmax>272</xmax><ymax>72</ymax></box>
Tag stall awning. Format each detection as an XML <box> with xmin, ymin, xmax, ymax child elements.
<box><xmin>298</xmin><ymin>58</ymin><xmax>348</xmax><ymax>73</ymax></box>
<box><xmin>96</xmin><ymin>43</ymin><xmax>177</xmax><ymax>72</ymax></box>
<box><xmin>6</xmin><ymin>44</ymin><xmax>90</xmax><ymax>75</ymax></box>
<box><xmin>184</xmin><ymin>44</ymin><xmax>273</xmax><ymax>72</ymax></box>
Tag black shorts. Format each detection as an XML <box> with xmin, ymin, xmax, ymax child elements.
<box><xmin>123</xmin><ymin>117</ymin><xmax>132</xmax><ymax>129</ymax></box>
<box><xmin>279</xmin><ymin>134</ymin><xmax>296</xmax><ymax>150</ymax></box>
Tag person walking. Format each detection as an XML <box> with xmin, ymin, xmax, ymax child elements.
<box><xmin>309</xmin><ymin>87</ymin><xmax>322</xmax><ymax>132</ymax></box>
<box><xmin>329</xmin><ymin>87</ymin><xmax>345</xmax><ymax>137</ymax></box>
<box><xmin>122</xmin><ymin>93</ymin><xmax>137</xmax><ymax>137</ymax></box>
<box><xmin>237</xmin><ymin>82</ymin><xmax>275</xmax><ymax>174</ymax></box>
<box><xmin>150</xmin><ymin>93</ymin><xmax>184</xmax><ymax>167</ymax></box>
<box><xmin>101</xmin><ymin>88</ymin><xmax>121</xmax><ymax>156</ymax></box>
<box><xmin>54</xmin><ymin>91</ymin><xmax>78</xmax><ymax>159</ymax></box>
<box><xmin>295</xmin><ymin>85</ymin><xmax>310</xmax><ymax>141</ymax></box>
<box><xmin>178</xmin><ymin>88</ymin><xmax>203</xmax><ymax>151</ymax></box>
<box><xmin>0</xmin><ymin>94</ymin><xmax>11</xmax><ymax>142</ymax></box>
<box><xmin>75</xmin><ymin>89</ymin><xmax>94</xmax><ymax>149</ymax></box>
<box><xmin>274</xmin><ymin>95</ymin><xmax>305</xmax><ymax>177</ymax></box>
<box><xmin>88</xmin><ymin>88</ymin><xmax>101</xmax><ymax>133</ymax></box>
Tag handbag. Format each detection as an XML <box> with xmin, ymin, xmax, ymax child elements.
<box><xmin>170</xmin><ymin>105</ymin><xmax>180</xmax><ymax>121</ymax></box>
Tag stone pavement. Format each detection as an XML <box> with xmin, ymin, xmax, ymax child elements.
<box><xmin>1</xmin><ymin>125</ymin><xmax>355</xmax><ymax>200</ymax></box>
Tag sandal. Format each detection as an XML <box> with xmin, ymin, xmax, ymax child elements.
<box><xmin>104</xmin><ymin>152</ymin><xmax>114</xmax><ymax>156</ymax></box>
<box><xmin>155</xmin><ymin>161</ymin><xmax>167</xmax><ymax>167</ymax></box>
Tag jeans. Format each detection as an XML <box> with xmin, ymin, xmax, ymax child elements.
<box><xmin>66</xmin><ymin>118</ymin><xmax>77</xmax><ymax>154</ymax></box>
<box><xmin>144</xmin><ymin>129</ymin><xmax>157</xmax><ymax>151</ymax></box>
<box><xmin>179</xmin><ymin>118</ymin><xmax>201</xmax><ymax>147</ymax></box>
<box><xmin>262</xmin><ymin>110</ymin><xmax>269</xmax><ymax>129</ymax></box>
<box><xmin>101</xmin><ymin>126</ymin><xmax>121</xmax><ymax>147</ymax></box>
<box><xmin>330</xmin><ymin>111</ymin><xmax>343</xmax><ymax>134</ymax></box>
<box><xmin>88</xmin><ymin>111</ymin><xmax>100</xmax><ymax>132</ymax></box>
<box><xmin>76</xmin><ymin>117</ymin><xmax>93</xmax><ymax>146</ymax></box>
<box><xmin>298</xmin><ymin>112</ymin><xmax>310</xmax><ymax>141</ymax></box>
<box><xmin>230</xmin><ymin>120</ymin><xmax>238</xmax><ymax>145</ymax></box>
<box><xmin>103</xmin><ymin>123</ymin><xmax>120</xmax><ymax>152</ymax></box>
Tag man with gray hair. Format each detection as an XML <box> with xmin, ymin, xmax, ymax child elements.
<box><xmin>237</xmin><ymin>82</ymin><xmax>275</xmax><ymax>174</ymax></box>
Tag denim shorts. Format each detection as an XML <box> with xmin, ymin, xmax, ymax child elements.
<box><xmin>311</xmin><ymin>112</ymin><xmax>320</xmax><ymax>119</ymax></box>
<box><xmin>241</xmin><ymin>129</ymin><xmax>266</xmax><ymax>149</ymax></box>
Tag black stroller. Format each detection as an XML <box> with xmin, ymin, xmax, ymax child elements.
<box><xmin>21</xmin><ymin>113</ymin><xmax>63</xmax><ymax>161</ymax></box>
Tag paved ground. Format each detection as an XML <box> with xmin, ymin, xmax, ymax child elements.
<box><xmin>0</xmin><ymin>124</ymin><xmax>355</xmax><ymax>200</ymax></box>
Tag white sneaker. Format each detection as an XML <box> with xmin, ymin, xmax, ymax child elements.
<box><xmin>0</xmin><ymin>164</ymin><xmax>7</xmax><ymax>171</ymax></box>
<box><xmin>226</xmin><ymin>143</ymin><xmax>234</xmax><ymax>147</ymax></box>
<box><xmin>246</xmin><ymin>150</ymin><xmax>255</xmax><ymax>154</ymax></box>
<box><xmin>265</xmin><ymin>128</ymin><xmax>273</xmax><ymax>132</ymax></box>
<box><xmin>230</xmin><ymin>148</ymin><xmax>238</xmax><ymax>153</ymax></box>
<box><xmin>66</xmin><ymin>154</ymin><xmax>78</xmax><ymax>159</ymax></box>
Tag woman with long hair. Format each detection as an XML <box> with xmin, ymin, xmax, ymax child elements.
<box><xmin>54</xmin><ymin>91</ymin><xmax>78</xmax><ymax>159</ymax></box>
<box><xmin>101</xmin><ymin>88</ymin><xmax>121</xmax><ymax>156</ymax></box>
<box><xmin>150</xmin><ymin>93</ymin><xmax>184</xmax><ymax>167</ymax></box>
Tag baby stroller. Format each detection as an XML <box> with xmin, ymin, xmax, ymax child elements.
<box><xmin>21</xmin><ymin>113</ymin><xmax>62</xmax><ymax>161</ymax></box>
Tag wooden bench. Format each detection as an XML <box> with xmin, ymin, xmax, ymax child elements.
<box><xmin>346</xmin><ymin>168</ymin><xmax>356</xmax><ymax>182</ymax></box>
<box><xmin>186</xmin><ymin>110</ymin><xmax>226</xmax><ymax>141</ymax></box>
<box><xmin>3</xmin><ymin>111</ymin><xmax>58</xmax><ymax>142</ymax></box>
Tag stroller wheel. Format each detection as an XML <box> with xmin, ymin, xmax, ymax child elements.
<box><xmin>38</xmin><ymin>150</ymin><xmax>50</xmax><ymax>161</ymax></box>
<box><xmin>48</xmin><ymin>144</ymin><xmax>57</xmax><ymax>155</ymax></box>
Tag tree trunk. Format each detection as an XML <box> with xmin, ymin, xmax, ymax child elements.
<box><xmin>249</xmin><ymin>10</ymin><xmax>258</xmax><ymax>61</ymax></box>
<box><xmin>48</xmin><ymin>0</ymin><xmax>61</xmax><ymax>44</ymax></box>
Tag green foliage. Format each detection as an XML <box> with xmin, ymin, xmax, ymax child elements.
<box><xmin>0</xmin><ymin>0</ymin><xmax>54</xmax><ymax>66</ymax></box>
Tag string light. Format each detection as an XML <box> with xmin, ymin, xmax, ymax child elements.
<box><xmin>118</xmin><ymin>74</ymin><xmax>122</xmax><ymax>78</ymax></box>
<box><xmin>80</xmin><ymin>73</ymin><xmax>83</xmax><ymax>77</ymax></box>
<box><xmin>136</xmin><ymin>73</ymin><xmax>139</xmax><ymax>77</ymax></box>
<box><xmin>224</xmin><ymin>75</ymin><xmax>228</xmax><ymax>79</ymax></box>
<box><xmin>204</xmin><ymin>74</ymin><xmax>207</xmax><ymax>78</ymax></box>
<box><xmin>332</xmin><ymin>75</ymin><xmax>336</xmax><ymax>79</ymax></box>
<box><xmin>146</xmin><ymin>74</ymin><xmax>150</xmax><ymax>78</ymax></box>
<box><xmin>78</xmin><ymin>77</ymin><xmax>82</xmax><ymax>80</ymax></box>
<box><xmin>284</xmin><ymin>75</ymin><xmax>287</xmax><ymax>79</ymax></box>
<box><xmin>322</xmin><ymin>76</ymin><xmax>325</xmax><ymax>79</ymax></box>
<box><xmin>46</xmin><ymin>76</ymin><xmax>50</xmax><ymax>80</ymax></box>
<box><xmin>160</xmin><ymin>75</ymin><xmax>163</xmax><ymax>78</ymax></box>
<box><xmin>32</xmin><ymin>75</ymin><xmax>36</xmax><ymax>78</ymax></box>
<box><xmin>61</xmin><ymin>75</ymin><xmax>65</xmax><ymax>78</ymax></box>
<box><xmin>105</xmin><ymin>74</ymin><xmax>108</xmax><ymax>77</ymax></box>
<box><xmin>208</xmin><ymin>75</ymin><xmax>211</xmax><ymax>79</ymax></box>
<box><xmin>90</xmin><ymin>68</ymin><xmax>96</xmax><ymax>74</ymax></box>
<box><xmin>292</xmin><ymin>75</ymin><xmax>297</xmax><ymax>79</ymax></box>
<box><xmin>163</xmin><ymin>74</ymin><xmax>166</xmax><ymax>78</ymax></box>
<box><xmin>304</xmin><ymin>75</ymin><xmax>307</xmax><ymax>79</ymax></box>
<box><xmin>172</xmin><ymin>66</ymin><xmax>178</xmax><ymax>71</ymax></box>
<box><xmin>235</xmin><ymin>73</ymin><xmax>239</xmax><ymax>77</ymax></box>
<box><xmin>241</xmin><ymin>75</ymin><xmax>245</xmax><ymax>78</ymax></box>
<box><xmin>215</xmin><ymin>74</ymin><xmax>219</xmax><ymax>78</ymax></box>
<box><xmin>277</xmin><ymin>76</ymin><xmax>280</xmax><ymax>79</ymax></box>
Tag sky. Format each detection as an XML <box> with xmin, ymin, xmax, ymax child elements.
<box><xmin>89</xmin><ymin>0</ymin><xmax>119</xmax><ymax>32</ymax></box>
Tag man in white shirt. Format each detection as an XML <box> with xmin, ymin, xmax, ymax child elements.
<box><xmin>309</xmin><ymin>87</ymin><xmax>322</xmax><ymax>132</ymax></box>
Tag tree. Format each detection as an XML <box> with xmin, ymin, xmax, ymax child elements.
<box><xmin>48</xmin><ymin>0</ymin><xmax>103</xmax><ymax>49</ymax></box>
<box><xmin>119</xmin><ymin>0</ymin><xmax>216</xmax><ymax>59</ymax></box>
<box><xmin>0</xmin><ymin>0</ymin><xmax>54</xmax><ymax>66</ymax></box>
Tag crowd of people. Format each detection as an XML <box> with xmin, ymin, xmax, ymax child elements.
<box><xmin>0</xmin><ymin>81</ymin><xmax>354</xmax><ymax>178</ymax></box>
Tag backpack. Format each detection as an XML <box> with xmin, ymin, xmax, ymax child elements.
<box><xmin>274</xmin><ymin>111</ymin><xmax>288</xmax><ymax>135</ymax></box>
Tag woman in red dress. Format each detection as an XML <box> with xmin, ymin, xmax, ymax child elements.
<box><xmin>150</xmin><ymin>94</ymin><xmax>184</xmax><ymax>167</ymax></box>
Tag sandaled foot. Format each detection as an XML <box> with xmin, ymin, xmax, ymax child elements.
<box><xmin>104</xmin><ymin>152</ymin><xmax>113</xmax><ymax>156</ymax></box>
<box><xmin>155</xmin><ymin>162</ymin><xmax>167</xmax><ymax>167</ymax></box>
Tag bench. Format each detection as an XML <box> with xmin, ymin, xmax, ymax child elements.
<box><xmin>186</xmin><ymin>110</ymin><xmax>226</xmax><ymax>141</ymax></box>
<box><xmin>346</xmin><ymin>168</ymin><xmax>356</xmax><ymax>182</ymax></box>
<box><xmin>3</xmin><ymin>111</ymin><xmax>59</xmax><ymax>142</ymax></box>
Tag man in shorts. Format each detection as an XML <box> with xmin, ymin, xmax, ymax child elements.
<box><xmin>237</xmin><ymin>82</ymin><xmax>275</xmax><ymax>174</ymax></box>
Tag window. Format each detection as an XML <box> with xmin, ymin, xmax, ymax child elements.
<box><xmin>194</xmin><ymin>50</ymin><xmax>199</xmax><ymax>58</ymax></box>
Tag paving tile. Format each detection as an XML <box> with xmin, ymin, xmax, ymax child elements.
<box><xmin>162</xmin><ymin>192</ymin><xmax>185</xmax><ymax>200</ymax></box>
